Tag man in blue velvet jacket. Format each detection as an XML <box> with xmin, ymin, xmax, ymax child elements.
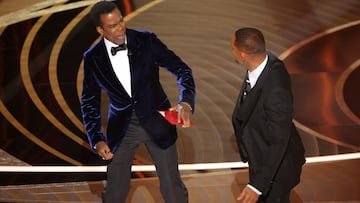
<box><xmin>80</xmin><ymin>1</ymin><xmax>195</xmax><ymax>202</ymax></box>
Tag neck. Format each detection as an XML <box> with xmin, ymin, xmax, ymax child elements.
<box><xmin>247</xmin><ymin>53</ymin><xmax>266</xmax><ymax>72</ymax></box>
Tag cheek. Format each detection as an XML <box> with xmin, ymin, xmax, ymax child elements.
<box><xmin>103</xmin><ymin>30</ymin><xmax>115</xmax><ymax>38</ymax></box>
<box><xmin>102</xmin><ymin>32</ymin><xmax>110</xmax><ymax>39</ymax></box>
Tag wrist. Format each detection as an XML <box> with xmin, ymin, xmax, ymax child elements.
<box><xmin>94</xmin><ymin>141</ymin><xmax>105</xmax><ymax>150</ymax></box>
<box><xmin>180</xmin><ymin>102</ymin><xmax>192</xmax><ymax>112</ymax></box>
<box><xmin>246</xmin><ymin>184</ymin><xmax>262</xmax><ymax>195</ymax></box>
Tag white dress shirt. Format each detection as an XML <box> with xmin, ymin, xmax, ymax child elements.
<box><xmin>104</xmin><ymin>37</ymin><xmax>132</xmax><ymax>97</ymax></box>
<box><xmin>247</xmin><ymin>54</ymin><xmax>268</xmax><ymax>88</ymax></box>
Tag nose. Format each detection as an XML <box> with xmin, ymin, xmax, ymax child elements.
<box><xmin>116</xmin><ymin>22</ymin><xmax>125</xmax><ymax>32</ymax></box>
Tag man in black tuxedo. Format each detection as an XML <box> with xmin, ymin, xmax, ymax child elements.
<box><xmin>231</xmin><ymin>27</ymin><xmax>305</xmax><ymax>203</ymax></box>
<box><xmin>80</xmin><ymin>1</ymin><xmax>195</xmax><ymax>202</ymax></box>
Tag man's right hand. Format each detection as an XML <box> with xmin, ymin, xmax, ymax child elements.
<box><xmin>94</xmin><ymin>141</ymin><xmax>114</xmax><ymax>160</ymax></box>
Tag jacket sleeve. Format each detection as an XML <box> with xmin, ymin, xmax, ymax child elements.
<box><xmin>80</xmin><ymin>53</ymin><xmax>105</xmax><ymax>153</ymax></box>
<box><xmin>149</xmin><ymin>32</ymin><xmax>196</xmax><ymax>111</ymax></box>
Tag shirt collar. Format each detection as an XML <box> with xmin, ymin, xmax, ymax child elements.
<box><xmin>247</xmin><ymin>54</ymin><xmax>268</xmax><ymax>88</ymax></box>
<box><xmin>104</xmin><ymin>37</ymin><xmax>128</xmax><ymax>55</ymax></box>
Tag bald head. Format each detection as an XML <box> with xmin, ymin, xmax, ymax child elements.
<box><xmin>233</xmin><ymin>27</ymin><xmax>265</xmax><ymax>55</ymax></box>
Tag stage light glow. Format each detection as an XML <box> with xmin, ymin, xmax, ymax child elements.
<box><xmin>0</xmin><ymin>152</ymin><xmax>359</xmax><ymax>173</ymax></box>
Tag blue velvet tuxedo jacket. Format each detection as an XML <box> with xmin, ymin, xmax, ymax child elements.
<box><xmin>232</xmin><ymin>52</ymin><xmax>305</xmax><ymax>195</ymax></box>
<box><xmin>81</xmin><ymin>29</ymin><xmax>195</xmax><ymax>153</ymax></box>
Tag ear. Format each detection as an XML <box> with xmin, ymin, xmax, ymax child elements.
<box><xmin>233</xmin><ymin>47</ymin><xmax>243</xmax><ymax>60</ymax></box>
<box><xmin>96</xmin><ymin>26</ymin><xmax>104</xmax><ymax>35</ymax></box>
<box><xmin>240</xmin><ymin>51</ymin><xmax>247</xmax><ymax>59</ymax></box>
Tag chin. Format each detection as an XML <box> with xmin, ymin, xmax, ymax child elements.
<box><xmin>118</xmin><ymin>40</ymin><xmax>126</xmax><ymax>45</ymax></box>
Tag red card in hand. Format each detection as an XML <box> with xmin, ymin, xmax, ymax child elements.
<box><xmin>158</xmin><ymin>110</ymin><xmax>194</xmax><ymax>126</ymax></box>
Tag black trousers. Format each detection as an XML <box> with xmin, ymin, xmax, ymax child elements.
<box><xmin>102</xmin><ymin>114</ymin><xmax>188</xmax><ymax>203</ymax></box>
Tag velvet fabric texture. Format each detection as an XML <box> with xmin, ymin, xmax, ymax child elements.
<box><xmin>81</xmin><ymin>29</ymin><xmax>195</xmax><ymax>153</ymax></box>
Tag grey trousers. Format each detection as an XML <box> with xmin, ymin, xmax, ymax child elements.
<box><xmin>102</xmin><ymin>115</ymin><xmax>188</xmax><ymax>203</ymax></box>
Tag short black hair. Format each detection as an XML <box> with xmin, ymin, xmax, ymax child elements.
<box><xmin>89</xmin><ymin>1</ymin><xmax>119</xmax><ymax>27</ymax></box>
<box><xmin>234</xmin><ymin>27</ymin><xmax>265</xmax><ymax>54</ymax></box>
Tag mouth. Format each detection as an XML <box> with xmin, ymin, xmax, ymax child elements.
<box><xmin>118</xmin><ymin>33</ymin><xmax>125</xmax><ymax>40</ymax></box>
<box><xmin>115</xmin><ymin>34</ymin><xmax>125</xmax><ymax>44</ymax></box>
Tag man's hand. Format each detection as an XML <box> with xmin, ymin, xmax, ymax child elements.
<box><xmin>169</xmin><ymin>102</ymin><xmax>192</xmax><ymax>128</ymax></box>
<box><xmin>94</xmin><ymin>141</ymin><xmax>113</xmax><ymax>160</ymax></box>
<box><xmin>237</xmin><ymin>186</ymin><xmax>259</xmax><ymax>203</ymax></box>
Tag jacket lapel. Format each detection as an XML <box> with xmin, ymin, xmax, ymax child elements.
<box><xmin>125</xmin><ymin>29</ymin><xmax>142</xmax><ymax>98</ymax></box>
<box><xmin>236</xmin><ymin>86</ymin><xmax>262</xmax><ymax>124</ymax></box>
<box><xmin>93</xmin><ymin>38</ymin><xmax>132</xmax><ymax>97</ymax></box>
<box><xmin>235</xmin><ymin>54</ymin><xmax>273</xmax><ymax>125</ymax></box>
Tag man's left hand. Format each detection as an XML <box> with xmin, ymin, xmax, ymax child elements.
<box><xmin>237</xmin><ymin>186</ymin><xmax>259</xmax><ymax>203</ymax></box>
<box><xmin>169</xmin><ymin>102</ymin><xmax>192</xmax><ymax>128</ymax></box>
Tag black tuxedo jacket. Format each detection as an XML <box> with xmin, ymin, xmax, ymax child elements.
<box><xmin>232</xmin><ymin>51</ymin><xmax>305</xmax><ymax>195</ymax></box>
<box><xmin>81</xmin><ymin>29</ymin><xmax>195</xmax><ymax>153</ymax></box>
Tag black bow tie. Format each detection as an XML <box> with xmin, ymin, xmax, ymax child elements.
<box><xmin>111</xmin><ymin>44</ymin><xmax>127</xmax><ymax>56</ymax></box>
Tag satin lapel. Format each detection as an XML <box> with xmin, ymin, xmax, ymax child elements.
<box><xmin>236</xmin><ymin>59</ymin><xmax>271</xmax><ymax>124</ymax></box>
<box><xmin>126</xmin><ymin>29</ymin><xmax>143</xmax><ymax>98</ymax></box>
<box><xmin>94</xmin><ymin>39</ymin><xmax>131</xmax><ymax>96</ymax></box>
<box><xmin>254</xmin><ymin>52</ymin><xmax>273</xmax><ymax>91</ymax></box>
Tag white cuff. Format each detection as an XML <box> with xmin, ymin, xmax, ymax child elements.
<box><xmin>246</xmin><ymin>184</ymin><xmax>262</xmax><ymax>195</ymax></box>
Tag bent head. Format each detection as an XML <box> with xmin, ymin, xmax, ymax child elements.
<box><xmin>231</xmin><ymin>27</ymin><xmax>265</xmax><ymax>66</ymax></box>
